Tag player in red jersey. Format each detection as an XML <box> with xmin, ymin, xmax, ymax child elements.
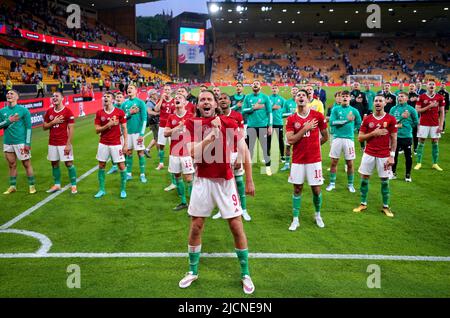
<box><xmin>164</xmin><ymin>93</ymin><xmax>194</xmax><ymax>211</ymax></box>
<box><xmin>286</xmin><ymin>89</ymin><xmax>329</xmax><ymax>231</ymax></box>
<box><xmin>178</xmin><ymin>90</ymin><xmax>256</xmax><ymax>295</ymax></box>
<box><xmin>177</xmin><ymin>87</ymin><xmax>196</xmax><ymax>115</ymax></box>
<box><xmin>154</xmin><ymin>84</ymin><xmax>176</xmax><ymax>172</ymax></box>
<box><xmin>414</xmin><ymin>80</ymin><xmax>446</xmax><ymax>171</ymax></box>
<box><xmin>353</xmin><ymin>95</ymin><xmax>398</xmax><ymax>217</ymax></box>
<box><xmin>43</xmin><ymin>92</ymin><xmax>78</xmax><ymax>194</ymax></box>
<box><xmin>212</xmin><ymin>93</ymin><xmax>252</xmax><ymax>221</ymax></box>
<box><xmin>94</xmin><ymin>92</ymin><xmax>128</xmax><ymax>199</ymax></box>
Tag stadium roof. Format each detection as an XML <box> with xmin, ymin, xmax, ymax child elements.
<box><xmin>72</xmin><ymin>0</ymin><xmax>157</xmax><ymax>10</ymax></box>
<box><xmin>208</xmin><ymin>1</ymin><xmax>450</xmax><ymax>33</ymax></box>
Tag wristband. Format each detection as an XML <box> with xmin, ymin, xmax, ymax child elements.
<box><xmin>390</xmin><ymin>151</ymin><xmax>395</xmax><ymax>157</ymax></box>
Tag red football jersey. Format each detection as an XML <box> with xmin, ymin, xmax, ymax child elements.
<box><xmin>166</xmin><ymin>111</ymin><xmax>194</xmax><ymax>157</ymax></box>
<box><xmin>94</xmin><ymin>107</ymin><xmax>126</xmax><ymax>146</ymax></box>
<box><xmin>360</xmin><ymin>113</ymin><xmax>397</xmax><ymax>158</ymax></box>
<box><xmin>185</xmin><ymin>115</ymin><xmax>238</xmax><ymax>180</ymax></box>
<box><xmin>158</xmin><ymin>98</ymin><xmax>176</xmax><ymax>127</ymax></box>
<box><xmin>225</xmin><ymin>110</ymin><xmax>244</xmax><ymax>152</ymax></box>
<box><xmin>185</xmin><ymin>102</ymin><xmax>196</xmax><ymax>115</ymax></box>
<box><xmin>286</xmin><ymin>110</ymin><xmax>327</xmax><ymax>164</ymax></box>
<box><xmin>44</xmin><ymin>107</ymin><xmax>75</xmax><ymax>146</ymax></box>
<box><xmin>416</xmin><ymin>93</ymin><xmax>445</xmax><ymax>126</ymax></box>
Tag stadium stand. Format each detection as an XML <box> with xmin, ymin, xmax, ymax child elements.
<box><xmin>0</xmin><ymin>0</ymin><xmax>172</xmax><ymax>90</ymax></box>
<box><xmin>212</xmin><ymin>35</ymin><xmax>450</xmax><ymax>84</ymax></box>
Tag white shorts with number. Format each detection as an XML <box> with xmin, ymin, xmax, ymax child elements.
<box><xmin>47</xmin><ymin>145</ymin><xmax>74</xmax><ymax>162</ymax></box>
<box><xmin>329</xmin><ymin>138</ymin><xmax>356</xmax><ymax>160</ymax></box>
<box><xmin>231</xmin><ymin>152</ymin><xmax>244</xmax><ymax>177</ymax></box>
<box><xmin>168</xmin><ymin>155</ymin><xmax>195</xmax><ymax>174</ymax></box>
<box><xmin>96</xmin><ymin>143</ymin><xmax>125</xmax><ymax>163</ymax></box>
<box><xmin>417</xmin><ymin>125</ymin><xmax>441</xmax><ymax>139</ymax></box>
<box><xmin>288</xmin><ymin>162</ymin><xmax>323</xmax><ymax>186</ymax></box>
<box><xmin>188</xmin><ymin>177</ymin><xmax>243</xmax><ymax>219</ymax></box>
<box><xmin>358</xmin><ymin>153</ymin><xmax>392</xmax><ymax>178</ymax></box>
<box><xmin>127</xmin><ymin>133</ymin><xmax>145</xmax><ymax>151</ymax></box>
<box><xmin>157</xmin><ymin>126</ymin><xmax>167</xmax><ymax>146</ymax></box>
<box><xmin>3</xmin><ymin>144</ymin><xmax>31</xmax><ymax>161</ymax></box>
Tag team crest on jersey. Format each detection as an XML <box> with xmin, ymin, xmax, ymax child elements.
<box><xmin>49</xmin><ymin>115</ymin><xmax>54</xmax><ymax>120</ymax></box>
<box><xmin>383</xmin><ymin>122</ymin><xmax>388</xmax><ymax>128</ymax></box>
<box><xmin>424</xmin><ymin>100</ymin><xmax>428</xmax><ymax>104</ymax></box>
<box><xmin>294</xmin><ymin>122</ymin><xmax>301</xmax><ymax>129</ymax></box>
<box><xmin>172</xmin><ymin>119</ymin><xmax>177</xmax><ymax>126</ymax></box>
<box><xmin>369</xmin><ymin>122</ymin><xmax>375</xmax><ymax>128</ymax></box>
<box><xmin>101</xmin><ymin>116</ymin><xmax>106</xmax><ymax>121</ymax></box>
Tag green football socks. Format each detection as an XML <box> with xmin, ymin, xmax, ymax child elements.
<box><xmin>432</xmin><ymin>142</ymin><xmax>439</xmax><ymax>164</ymax></box>
<box><xmin>381</xmin><ymin>179</ymin><xmax>390</xmax><ymax>207</ymax></box>
<box><xmin>416</xmin><ymin>142</ymin><xmax>424</xmax><ymax>164</ymax></box>
<box><xmin>68</xmin><ymin>165</ymin><xmax>77</xmax><ymax>186</ymax></box>
<box><xmin>235</xmin><ymin>248</ymin><xmax>250</xmax><ymax>278</ymax></box>
<box><xmin>98</xmin><ymin>168</ymin><xmax>105</xmax><ymax>192</ymax></box>
<box><xmin>235</xmin><ymin>175</ymin><xmax>246</xmax><ymax>210</ymax></box>
<box><xmin>188</xmin><ymin>245</ymin><xmax>201</xmax><ymax>275</ymax></box>
<box><xmin>52</xmin><ymin>166</ymin><xmax>61</xmax><ymax>185</ymax></box>
<box><xmin>360</xmin><ymin>178</ymin><xmax>369</xmax><ymax>204</ymax></box>
<box><xmin>292</xmin><ymin>195</ymin><xmax>301</xmax><ymax>218</ymax></box>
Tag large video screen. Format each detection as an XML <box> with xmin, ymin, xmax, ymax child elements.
<box><xmin>180</xmin><ymin>27</ymin><xmax>205</xmax><ymax>46</ymax></box>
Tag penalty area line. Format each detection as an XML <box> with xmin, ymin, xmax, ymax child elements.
<box><xmin>0</xmin><ymin>252</ymin><xmax>449</xmax><ymax>262</ymax></box>
<box><xmin>0</xmin><ymin>131</ymin><xmax>153</xmax><ymax>230</ymax></box>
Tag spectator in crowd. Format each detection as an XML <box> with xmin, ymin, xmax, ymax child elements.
<box><xmin>36</xmin><ymin>80</ymin><xmax>45</xmax><ymax>98</ymax></box>
<box><xmin>6</xmin><ymin>77</ymin><xmax>13</xmax><ymax>91</ymax></box>
<box><xmin>57</xmin><ymin>77</ymin><xmax>64</xmax><ymax>94</ymax></box>
<box><xmin>104</xmin><ymin>78</ymin><xmax>111</xmax><ymax>92</ymax></box>
<box><xmin>98</xmin><ymin>78</ymin><xmax>104</xmax><ymax>92</ymax></box>
<box><xmin>0</xmin><ymin>80</ymin><xmax>6</xmax><ymax>102</ymax></box>
<box><xmin>10</xmin><ymin>60</ymin><xmax>17</xmax><ymax>72</ymax></box>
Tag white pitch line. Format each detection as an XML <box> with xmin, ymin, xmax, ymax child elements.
<box><xmin>0</xmin><ymin>252</ymin><xmax>449</xmax><ymax>262</ymax></box>
<box><xmin>0</xmin><ymin>166</ymin><xmax>99</xmax><ymax>230</ymax></box>
<box><xmin>0</xmin><ymin>131</ymin><xmax>154</xmax><ymax>230</ymax></box>
<box><xmin>0</xmin><ymin>229</ymin><xmax>52</xmax><ymax>255</ymax></box>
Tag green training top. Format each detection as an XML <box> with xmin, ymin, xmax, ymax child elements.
<box><xmin>270</xmin><ymin>94</ymin><xmax>286</xmax><ymax>126</ymax></box>
<box><xmin>231</xmin><ymin>93</ymin><xmax>247</xmax><ymax>123</ymax></box>
<box><xmin>120</xmin><ymin>97</ymin><xmax>147</xmax><ymax>136</ymax></box>
<box><xmin>0</xmin><ymin>105</ymin><xmax>32</xmax><ymax>146</ymax></box>
<box><xmin>282</xmin><ymin>98</ymin><xmax>297</xmax><ymax>118</ymax></box>
<box><xmin>364</xmin><ymin>90</ymin><xmax>376</xmax><ymax>111</ymax></box>
<box><xmin>242</xmin><ymin>92</ymin><xmax>273</xmax><ymax>128</ymax></box>
<box><xmin>329</xmin><ymin>104</ymin><xmax>362</xmax><ymax>140</ymax></box>
<box><xmin>389</xmin><ymin>103</ymin><xmax>419</xmax><ymax>139</ymax></box>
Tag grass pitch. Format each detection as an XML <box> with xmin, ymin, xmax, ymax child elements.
<box><xmin>0</xmin><ymin>86</ymin><xmax>449</xmax><ymax>298</ymax></box>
